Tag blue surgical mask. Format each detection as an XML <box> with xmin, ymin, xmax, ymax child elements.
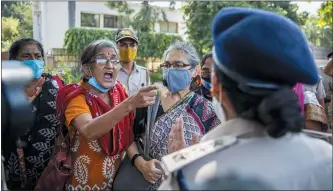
<box><xmin>88</xmin><ymin>77</ymin><xmax>110</xmax><ymax>93</ymax></box>
<box><xmin>163</xmin><ymin>68</ymin><xmax>192</xmax><ymax>93</ymax></box>
<box><xmin>22</xmin><ymin>60</ymin><xmax>44</xmax><ymax>79</ymax></box>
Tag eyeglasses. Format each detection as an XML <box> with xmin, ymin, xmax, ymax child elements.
<box><xmin>160</xmin><ymin>61</ymin><xmax>191</xmax><ymax>69</ymax></box>
<box><xmin>95</xmin><ymin>58</ymin><xmax>120</xmax><ymax>66</ymax></box>
<box><xmin>201</xmin><ymin>68</ymin><xmax>211</xmax><ymax>77</ymax></box>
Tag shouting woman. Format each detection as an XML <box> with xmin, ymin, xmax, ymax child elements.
<box><xmin>56</xmin><ymin>40</ymin><xmax>157</xmax><ymax>190</ymax></box>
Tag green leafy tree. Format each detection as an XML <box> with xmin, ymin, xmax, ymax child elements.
<box><xmin>1</xmin><ymin>17</ymin><xmax>20</xmax><ymax>51</ymax></box>
<box><xmin>302</xmin><ymin>16</ymin><xmax>332</xmax><ymax>48</ymax></box>
<box><xmin>105</xmin><ymin>1</ymin><xmax>170</xmax><ymax>32</ymax></box>
<box><xmin>1</xmin><ymin>2</ymin><xmax>18</xmax><ymax>17</ymax></box>
<box><xmin>302</xmin><ymin>16</ymin><xmax>322</xmax><ymax>46</ymax></box>
<box><xmin>314</xmin><ymin>1</ymin><xmax>332</xmax><ymax>48</ymax></box>
<box><xmin>318</xmin><ymin>1</ymin><xmax>332</xmax><ymax>27</ymax></box>
<box><xmin>1</xmin><ymin>1</ymin><xmax>33</xmax><ymax>39</ymax></box>
<box><xmin>182</xmin><ymin>1</ymin><xmax>309</xmax><ymax>56</ymax></box>
<box><xmin>63</xmin><ymin>28</ymin><xmax>182</xmax><ymax>59</ymax></box>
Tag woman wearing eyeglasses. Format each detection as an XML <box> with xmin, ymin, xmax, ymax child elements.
<box><xmin>126</xmin><ymin>41</ymin><xmax>221</xmax><ymax>190</ymax></box>
<box><xmin>55</xmin><ymin>40</ymin><xmax>158</xmax><ymax>190</ymax></box>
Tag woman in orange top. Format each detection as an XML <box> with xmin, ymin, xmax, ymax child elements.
<box><xmin>56</xmin><ymin>40</ymin><xmax>157</xmax><ymax>190</ymax></box>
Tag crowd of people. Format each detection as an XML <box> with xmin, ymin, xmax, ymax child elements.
<box><xmin>2</xmin><ymin>6</ymin><xmax>332</xmax><ymax>191</ymax></box>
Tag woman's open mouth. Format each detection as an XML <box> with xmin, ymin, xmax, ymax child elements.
<box><xmin>104</xmin><ymin>72</ymin><xmax>113</xmax><ymax>81</ymax></box>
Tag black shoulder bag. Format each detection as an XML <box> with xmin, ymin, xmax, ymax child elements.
<box><xmin>113</xmin><ymin>95</ymin><xmax>161</xmax><ymax>190</ymax></box>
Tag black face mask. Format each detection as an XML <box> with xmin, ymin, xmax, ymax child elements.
<box><xmin>202</xmin><ymin>76</ymin><xmax>211</xmax><ymax>83</ymax></box>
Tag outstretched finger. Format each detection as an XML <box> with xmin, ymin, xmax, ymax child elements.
<box><xmin>190</xmin><ymin>133</ymin><xmax>200</xmax><ymax>146</ymax></box>
<box><xmin>168</xmin><ymin>126</ymin><xmax>175</xmax><ymax>143</ymax></box>
<box><xmin>146</xmin><ymin>100</ymin><xmax>156</xmax><ymax>107</ymax></box>
<box><xmin>144</xmin><ymin>97</ymin><xmax>156</xmax><ymax>103</ymax></box>
<box><xmin>177</xmin><ymin>117</ymin><xmax>185</xmax><ymax>141</ymax></box>
<box><xmin>168</xmin><ymin>126</ymin><xmax>175</xmax><ymax>153</ymax></box>
<box><xmin>139</xmin><ymin>85</ymin><xmax>158</xmax><ymax>93</ymax></box>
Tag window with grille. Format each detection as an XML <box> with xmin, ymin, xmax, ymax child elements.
<box><xmin>104</xmin><ymin>15</ymin><xmax>124</xmax><ymax>28</ymax></box>
<box><xmin>81</xmin><ymin>12</ymin><xmax>100</xmax><ymax>28</ymax></box>
<box><xmin>159</xmin><ymin>21</ymin><xmax>178</xmax><ymax>33</ymax></box>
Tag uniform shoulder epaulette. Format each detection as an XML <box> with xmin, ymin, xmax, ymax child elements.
<box><xmin>161</xmin><ymin>136</ymin><xmax>238</xmax><ymax>175</ymax></box>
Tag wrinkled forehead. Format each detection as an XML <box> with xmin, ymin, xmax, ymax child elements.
<box><xmin>96</xmin><ymin>47</ymin><xmax>117</xmax><ymax>57</ymax></box>
<box><xmin>165</xmin><ymin>50</ymin><xmax>189</xmax><ymax>64</ymax></box>
<box><xmin>20</xmin><ymin>43</ymin><xmax>41</xmax><ymax>54</ymax></box>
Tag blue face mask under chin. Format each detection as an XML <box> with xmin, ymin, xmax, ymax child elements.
<box><xmin>164</xmin><ymin>68</ymin><xmax>192</xmax><ymax>93</ymax></box>
<box><xmin>22</xmin><ymin>60</ymin><xmax>45</xmax><ymax>79</ymax></box>
<box><xmin>88</xmin><ymin>77</ymin><xmax>110</xmax><ymax>93</ymax></box>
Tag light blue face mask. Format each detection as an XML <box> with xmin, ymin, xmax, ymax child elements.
<box><xmin>88</xmin><ymin>77</ymin><xmax>110</xmax><ymax>93</ymax></box>
<box><xmin>163</xmin><ymin>68</ymin><xmax>192</xmax><ymax>93</ymax></box>
<box><xmin>87</xmin><ymin>67</ymin><xmax>110</xmax><ymax>93</ymax></box>
<box><xmin>22</xmin><ymin>60</ymin><xmax>44</xmax><ymax>79</ymax></box>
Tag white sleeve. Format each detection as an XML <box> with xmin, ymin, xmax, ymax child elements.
<box><xmin>316</xmin><ymin>79</ymin><xmax>326</xmax><ymax>99</ymax></box>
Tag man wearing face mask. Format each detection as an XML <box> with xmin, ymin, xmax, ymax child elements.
<box><xmin>116</xmin><ymin>28</ymin><xmax>150</xmax><ymax>96</ymax></box>
<box><xmin>2</xmin><ymin>38</ymin><xmax>65</xmax><ymax>190</ymax></box>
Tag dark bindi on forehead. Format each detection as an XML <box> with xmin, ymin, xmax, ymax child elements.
<box><xmin>97</xmin><ymin>48</ymin><xmax>117</xmax><ymax>58</ymax></box>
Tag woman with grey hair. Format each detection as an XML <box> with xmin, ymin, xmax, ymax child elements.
<box><xmin>126</xmin><ymin>41</ymin><xmax>220</xmax><ymax>190</ymax></box>
<box><xmin>55</xmin><ymin>40</ymin><xmax>157</xmax><ymax>190</ymax></box>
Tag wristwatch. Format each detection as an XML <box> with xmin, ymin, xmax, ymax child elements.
<box><xmin>131</xmin><ymin>153</ymin><xmax>143</xmax><ymax>166</ymax></box>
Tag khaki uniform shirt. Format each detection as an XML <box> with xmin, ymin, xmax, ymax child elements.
<box><xmin>117</xmin><ymin>63</ymin><xmax>150</xmax><ymax>96</ymax></box>
<box><xmin>159</xmin><ymin>118</ymin><xmax>332</xmax><ymax>190</ymax></box>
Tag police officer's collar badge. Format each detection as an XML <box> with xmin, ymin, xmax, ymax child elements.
<box><xmin>161</xmin><ymin>136</ymin><xmax>238</xmax><ymax>175</ymax></box>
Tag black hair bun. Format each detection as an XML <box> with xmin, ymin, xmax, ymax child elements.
<box><xmin>257</xmin><ymin>87</ymin><xmax>304</xmax><ymax>138</ymax></box>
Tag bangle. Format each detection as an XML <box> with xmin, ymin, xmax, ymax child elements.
<box><xmin>131</xmin><ymin>153</ymin><xmax>143</xmax><ymax>166</ymax></box>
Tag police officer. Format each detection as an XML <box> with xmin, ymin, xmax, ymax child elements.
<box><xmin>115</xmin><ymin>28</ymin><xmax>150</xmax><ymax>96</ymax></box>
<box><xmin>159</xmin><ymin>7</ymin><xmax>332</xmax><ymax>190</ymax></box>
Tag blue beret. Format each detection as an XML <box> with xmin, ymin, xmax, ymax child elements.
<box><xmin>212</xmin><ymin>7</ymin><xmax>319</xmax><ymax>88</ymax></box>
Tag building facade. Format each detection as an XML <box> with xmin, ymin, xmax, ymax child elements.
<box><xmin>33</xmin><ymin>1</ymin><xmax>186</xmax><ymax>54</ymax></box>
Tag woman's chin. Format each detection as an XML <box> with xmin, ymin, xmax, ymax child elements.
<box><xmin>101</xmin><ymin>80</ymin><xmax>116</xmax><ymax>88</ymax></box>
